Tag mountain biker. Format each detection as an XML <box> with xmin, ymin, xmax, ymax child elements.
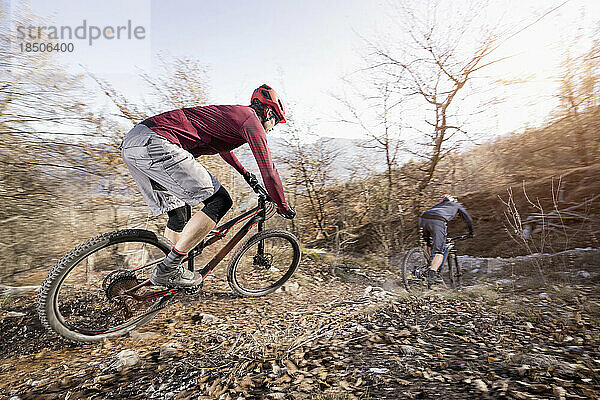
<box><xmin>120</xmin><ymin>84</ymin><xmax>296</xmax><ymax>288</ymax></box>
<box><xmin>419</xmin><ymin>194</ymin><xmax>474</xmax><ymax>282</ymax></box>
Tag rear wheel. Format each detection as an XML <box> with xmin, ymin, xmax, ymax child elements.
<box><xmin>227</xmin><ymin>229</ymin><xmax>301</xmax><ymax>297</ymax></box>
<box><xmin>401</xmin><ymin>247</ymin><xmax>430</xmax><ymax>292</ymax></box>
<box><xmin>38</xmin><ymin>229</ymin><xmax>174</xmax><ymax>343</ymax></box>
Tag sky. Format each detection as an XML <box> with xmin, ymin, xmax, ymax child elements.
<box><xmin>5</xmin><ymin>0</ymin><xmax>600</xmax><ymax>141</ymax></box>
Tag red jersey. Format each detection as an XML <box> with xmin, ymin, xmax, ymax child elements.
<box><xmin>144</xmin><ymin>105</ymin><xmax>288</xmax><ymax>211</ymax></box>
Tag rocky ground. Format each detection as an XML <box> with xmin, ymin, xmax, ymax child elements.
<box><xmin>1</xmin><ymin>254</ymin><xmax>599</xmax><ymax>400</ymax></box>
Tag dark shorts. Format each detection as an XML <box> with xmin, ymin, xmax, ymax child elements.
<box><xmin>418</xmin><ymin>217</ymin><xmax>447</xmax><ymax>255</ymax></box>
<box><xmin>121</xmin><ymin>124</ymin><xmax>221</xmax><ymax>216</ymax></box>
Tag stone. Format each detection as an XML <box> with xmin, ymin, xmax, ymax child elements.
<box><xmin>30</xmin><ymin>378</ymin><xmax>50</xmax><ymax>387</ymax></box>
<box><xmin>517</xmin><ymin>365</ymin><xmax>530</xmax><ymax>376</ymax></box>
<box><xmin>109</xmin><ymin>349</ymin><xmax>139</xmax><ymax>371</ymax></box>
<box><xmin>160</xmin><ymin>342</ymin><xmax>183</xmax><ymax>358</ymax></box>
<box><xmin>368</xmin><ymin>367</ymin><xmax>389</xmax><ymax>374</ymax></box>
<box><xmin>272</xmin><ymin>364</ymin><xmax>283</xmax><ymax>377</ymax></box>
<box><xmin>473</xmin><ymin>379</ymin><xmax>488</xmax><ymax>392</ymax></box>
<box><xmin>130</xmin><ymin>331</ymin><xmax>159</xmax><ymax>341</ymax></box>
<box><xmin>282</xmin><ymin>282</ymin><xmax>300</xmax><ymax>292</ymax></box>
<box><xmin>191</xmin><ymin>313</ymin><xmax>217</xmax><ymax>324</ymax></box>
<box><xmin>5</xmin><ymin>311</ymin><xmax>27</xmax><ymax>318</ymax></box>
<box><xmin>565</xmin><ymin>346</ymin><xmax>582</xmax><ymax>354</ymax></box>
<box><xmin>577</xmin><ymin>270</ymin><xmax>591</xmax><ymax>278</ymax></box>
<box><xmin>553</xmin><ymin>385</ymin><xmax>567</xmax><ymax>400</ymax></box>
<box><xmin>364</xmin><ymin>286</ymin><xmax>388</xmax><ymax>298</ymax></box>
<box><xmin>349</xmin><ymin>324</ymin><xmax>368</xmax><ymax>332</ymax></box>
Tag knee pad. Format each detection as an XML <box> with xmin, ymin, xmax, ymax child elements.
<box><xmin>167</xmin><ymin>206</ymin><xmax>190</xmax><ymax>232</ymax></box>
<box><xmin>202</xmin><ymin>186</ymin><xmax>233</xmax><ymax>223</ymax></box>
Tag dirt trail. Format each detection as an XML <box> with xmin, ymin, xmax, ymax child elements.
<box><xmin>1</xmin><ymin>258</ymin><xmax>599</xmax><ymax>400</ymax></box>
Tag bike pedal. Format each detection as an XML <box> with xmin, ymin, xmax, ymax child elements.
<box><xmin>183</xmin><ymin>281</ymin><xmax>204</xmax><ymax>295</ymax></box>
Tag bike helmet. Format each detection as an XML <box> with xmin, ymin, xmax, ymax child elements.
<box><xmin>251</xmin><ymin>84</ymin><xmax>286</xmax><ymax>123</ymax></box>
<box><xmin>441</xmin><ymin>194</ymin><xmax>457</xmax><ymax>202</ymax></box>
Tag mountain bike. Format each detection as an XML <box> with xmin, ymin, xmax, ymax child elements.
<box><xmin>38</xmin><ymin>183</ymin><xmax>301</xmax><ymax>343</ymax></box>
<box><xmin>401</xmin><ymin>233</ymin><xmax>470</xmax><ymax>292</ymax></box>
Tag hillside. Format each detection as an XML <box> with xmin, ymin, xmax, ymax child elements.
<box><xmin>458</xmin><ymin>163</ymin><xmax>600</xmax><ymax>258</ymax></box>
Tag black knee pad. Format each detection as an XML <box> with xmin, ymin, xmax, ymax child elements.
<box><xmin>167</xmin><ymin>206</ymin><xmax>190</xmax><ymax>232</ymax></box>
<box><xmin>202</xmin><ymin>185</ymin><xmax>233</xmax><ymax>223</ymax></box>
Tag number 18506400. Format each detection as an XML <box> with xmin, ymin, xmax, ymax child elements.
<box><xmin>20</xmin><ymin>42</ymin><xmax>74</xmax><ymax>52</ymax></box>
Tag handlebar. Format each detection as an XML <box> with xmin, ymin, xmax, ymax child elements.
<box><xmin>447</xmin><ymin>234</ymin><xmax>471</xmax><ymax>243</ymax></box>
<box><xmin>250</xmin><ymin>182</ymin><xmax>272</xmax><ymax>202</ymax></box>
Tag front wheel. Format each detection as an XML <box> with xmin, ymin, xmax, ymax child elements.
<box><xmin>38</xmin><ymin>229</ymin><xmax>173</xmax><ymax>343</ymax></box>
<box><xmin>227</xmin><ymin>229</ymin><xmax>301</xmax><ymax>297</ymax></box>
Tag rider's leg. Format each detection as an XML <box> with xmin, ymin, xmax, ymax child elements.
<box><xmin>429</xmin><ymin>253</ymin><xmax>444</xmax><ymax>271</ymax></box>
<box><xmin>152</xmin><ymin>187</ymin><xmax>232</xmax><ymax>286</ymax></box>
<box><xmin>173</xmin><ymin>210</ymin><xmax>216</xmax><ymax>253</ymax></box>
<box><xmin>161</xmin><ymin>186</ymin><xmax>233</xmax><ymax>264</ymax></box>
<box><xmin>426</xmin><ymin>219</ymin><xmax>447</xmax><ymax>278</ymax></box>
<box><xmin>164</xmin><ymin>227</ymin><xmax>180</xmax><ymax>244</ymax></box>
<box><xmin>164</xmin><ymin>205</ymin><xmax>190</xmax><ymax>244</ymax></box>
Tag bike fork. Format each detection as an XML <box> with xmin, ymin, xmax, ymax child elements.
<box><xmin>453</xmin><ymin>252</ymin><xmax>461</xmax><ymax>288</ymax></box>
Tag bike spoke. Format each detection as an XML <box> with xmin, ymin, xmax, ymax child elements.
<box><xmin>229</xmin><ymin>231</ymin><xmax>300</xmax><ymax>296</ymax></box>
<box><xmin>55</xmin><ymin>240</ymin><xmax>168</xmax><ymax>335</ymax></box>
<box><xmin>402</xmin><ymin>248</ymin><xmax>430</xmax><ymax>293</ymax></box>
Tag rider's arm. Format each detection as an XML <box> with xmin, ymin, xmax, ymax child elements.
<box><xmin>457</xmin><ymin>204</ymin><xmax>474</xmax><ymax>235</ymax></box>
<box><xmin>240</xmin><ymin>118</ymin><xmax>289</xmax><ymax>212</ymax></box>
<box><xmin>219</xmin><ymin>151</ymin><xmax>246</xmax><ymax>175</ymax></box>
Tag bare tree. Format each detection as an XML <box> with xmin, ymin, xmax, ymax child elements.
<box><xmin>334</xmin><ymin>80</ymin><xmax>407</xmax><ymax>260</ymax></box>
<box><xmin>335</xmin><ymin>81</ymin><xmax>404</xmax><ymax>215</ymax></box>
<box><xmin>365</xmin><ymin>1</ymin><xmax>512</xmax><ymax>196</ymax></box>
<box><xmin>0</xmin><ymin>5</ymin><xmax>112</xmax><ymax>281</ymax></box>
<box><xmin>557</xmin><ymin>36</ymin><xmax>599</xmax><ymax>166</ymax></box>
<box><xmin>139</xmin><ymin>53</ymin><xmax>211</xmax><ymax>111</ymax></box>
<box><xmin>278</xmin><ymin>115</ymin><xmax>339</xmax><ymax>240</ymax></box>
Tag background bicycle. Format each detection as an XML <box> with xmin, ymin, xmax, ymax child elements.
<box><xmin>401</xmin><ymin>234</ymin><xmax>470</xmax><ymax>292</ymax></box>
<box><xmin>37</xmin><ymin>183</ymin><xmax>301</xmax><ymax>343</ymax></box>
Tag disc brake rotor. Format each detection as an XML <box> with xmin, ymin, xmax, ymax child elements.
<box><xmin>253</xmin><ymin>253</ymin><xmax>274</xmax><ymax>269</ymax></box>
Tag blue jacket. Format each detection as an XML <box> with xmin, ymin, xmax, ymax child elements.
<box><xmin>421</xmin><ymin>200</ymin><xmax>474</xmax><ymax>233</ymax></box>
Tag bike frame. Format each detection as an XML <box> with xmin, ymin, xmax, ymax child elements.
<box><xmin>124</xmin><ymin>193</ymin><xmax>269</xmax><ymax>300</ymax></box>
<box><xmin>442</xmin><ymin>240</ymin><xmax>461</xmax><ymax>286</ymax></box>
<box><xmin>418</xmin><ymin>228</ymin><xmax>465</xmax><ymax>279</ymax></box>
<box><xmin>441</xmin><ymin>241</ymin><xmax>457</xmax><ymax>267</ymax></box>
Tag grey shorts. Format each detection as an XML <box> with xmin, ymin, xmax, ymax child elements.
<box><xmin>121</xmin><ymin>124</ymin><xmax>221</xmax><ymax>216</ymax></box>
<box><xmin>418</xmin><ymin>217</ymin><xmax>447</xmax><ymax>255</ymax></box>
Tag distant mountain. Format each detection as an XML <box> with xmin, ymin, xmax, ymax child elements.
<box><xmin>235</xmin><ymin>136</ymin><xmax>408</xmax><ymax>181</ymax></box>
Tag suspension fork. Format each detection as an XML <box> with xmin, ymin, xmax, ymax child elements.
<box><xmin>453</xmin><ymin>251</ymin><xmax>461</xmax><ymax>287</ymax></box>
<box><xmin>442</xmin><ymin>247</ymin><xmax>450</xmax><ymax>266</ymax></box>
